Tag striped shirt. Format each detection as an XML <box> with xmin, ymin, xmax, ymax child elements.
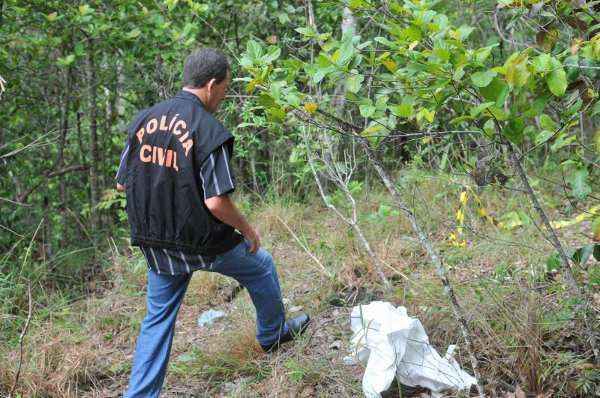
<box><xmin>116</xmin><ymin>142</ymin><xmax>237</xmax><ymax>274</ymax></box>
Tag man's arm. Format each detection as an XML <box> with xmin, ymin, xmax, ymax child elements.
<box><xmin>204</xmin><ymin>195</ymin><xmax>261</xmax><ymax>253</ymax></box>
<box><xmin>199</xmin><ymin>144</ymin><xmax>261</xmax><ymax>253</ymax></box>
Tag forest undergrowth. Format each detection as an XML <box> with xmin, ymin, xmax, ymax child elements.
<box><xmin>1</xmin><ymin>167</ymin><xmax>598</xmax><ymax>398</ymax></box>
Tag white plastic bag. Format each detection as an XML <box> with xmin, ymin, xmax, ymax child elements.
<box><xmin>348</xmin><ymin>301</ymin><xmax>477</xmax><ymax>398</ymax></box>
<box><xmin>197</xmin><ymin>309</ymin><xmax>226</xmax><ymax>327</ymax></box>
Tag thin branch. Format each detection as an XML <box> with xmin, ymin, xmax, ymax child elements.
<box><xmin>9</xmin><ymin>281</ymin><xmax>32</xmax><ymax>398</ymax></box>
<box><xmin>275</xmin><ymin>214</ymin><xmax>332</xmax><ymax>278</ymax></box>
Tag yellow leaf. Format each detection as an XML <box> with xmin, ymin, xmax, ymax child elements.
<box><xmin>382</xmin><ymin>59</ymin><xmax>397</xmax><ymax>73</ymax></box>
<box><xmin>47</xmin><ymin>12</ymin><xmax>58</xmax><ymax>21</ymax></box>
<box><xmin>459</xmin><ymin>191</ymin><xmax>468</xmax><ymax>206</ymax></box>
<box><xmin>456</xmin><ymin>208</ymin><xmax>464</xmax><ymax>224</ymax></box>
<box><xmin>79</xmin><ymin>4</ymin><xmax>92</xmax><ymax>15</ymax></box>
<box><xmin>304</xmin><ymin>102</ymin><xmax>318</xmax><ymax>114</ymax></box>
<box><xmin>477</xmin><ymin>207</ymin><xmax>487</xmax><ymax>217</ymax></box>
<box><xmin>424</xmin><ymin>109</ymin><xmax>435</xmax><ymax>123</ymax></box>
<box><xmin>245</xmin><ymin>78</ymin><xmax>259</xmax><ymax>94</ymax></box>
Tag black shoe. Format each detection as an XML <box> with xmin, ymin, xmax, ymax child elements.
<box><xmin>260</xmin><ymin>313</ymin><xmax>310</xmax><ymax>353</ymax></box>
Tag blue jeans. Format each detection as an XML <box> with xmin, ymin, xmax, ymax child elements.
<box><xmin>125</xmin><ymin>240</ymin><xmax>288</xmax><ymax>398</ymax></box>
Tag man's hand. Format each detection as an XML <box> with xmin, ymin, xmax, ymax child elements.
<box><xmin>241</xmin><ymin>225</ymin><xmax>261</xmax><ymax>254</ymax></box>
<box><xmin>204</xmin><ymin>194</ymin><xmax>261</xmax><ymax>254</ymax></box>
<box><xmin>116</xmin><ymin>183</ymin><xmax>125</xmax><ymax>192</ymax></box>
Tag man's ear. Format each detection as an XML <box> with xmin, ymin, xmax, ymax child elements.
<box><xmin>206</xmin><ymin>78</ymin><xmax>216</xmax><ymax>94</ymax></box>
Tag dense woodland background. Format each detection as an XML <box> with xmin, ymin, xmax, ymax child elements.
<box><xmin>1</xmin><ymin>0</ymin><xmax>599</xmax><ymax>397</ymax></box>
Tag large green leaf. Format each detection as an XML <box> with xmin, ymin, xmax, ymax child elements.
<box><xmin>470</xmin><ymin>102</ymin><xmax>494</xmax><ymax>118</ymax></box>
<box><xmin>504</xmin><ymin>52</ymin><xmax>530</xmax><ymax>88</ymax></box>
<box><xmin>471</xmin><ymin>70</ymin><xmax>497</xmax><ymax>87</ymax></box>
<box><xmin>479</xmin><ymin>78</ymin><xmax>509</xmax><ymax>107</ymax></box>
<box><xmin>336</xmin><ymin>36</ymin><xmax>355</xmax><ymax>66</ymax></box>
<box><xmin>547</xmin><ymin>58</ymin><xmax>567</xmax><ymax>97</ymax></box>
<box><xmin>345</xmin><ymin>73</ymin><xmax>364</xmax><ymax>94</ymax></box>
<box><xmin>359</xmin><ymin>99</ymin><xmax>375</xmax><ymax>118</ymax></box>
<box><xmin>539</xmin><ymin>114</ymin><xmax>557</xmax><ymax>131</ymax></box>
<box><xmin>262</xmin><ymin>47</ymin><xmax>281</xmax><ymax>64</ymax></box>
<box><xmin>390</xmin><ymin>96</ymin><xmax>415</xmax><ymax>118</ymax></box>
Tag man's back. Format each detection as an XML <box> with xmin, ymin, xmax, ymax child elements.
<box><xmin>120</xmin><ymin>90</ymin><xmax>242</xmax><ymax>256</ymax></box>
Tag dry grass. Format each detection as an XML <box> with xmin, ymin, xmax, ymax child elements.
<box><xmin>1</xmin><ymin>170</ymin><xmax>598</xmax><ymax>397</ymax></box>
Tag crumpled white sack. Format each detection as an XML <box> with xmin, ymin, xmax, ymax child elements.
<box><xmin>348</xmin><ymin>301</ymin><xmax>477</xmax><ymax>398</ymax></box>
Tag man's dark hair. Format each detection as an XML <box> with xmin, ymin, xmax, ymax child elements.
<box><xmin>183</xmin><ymin>48</ymin><xmax>230</xmax><ymax>88</ymax></box>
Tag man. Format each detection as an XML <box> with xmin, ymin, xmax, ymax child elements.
<box><xmin>115</xmin><ymin>48</ymin><xmax>310</xmax><ymax>398</ymax></box>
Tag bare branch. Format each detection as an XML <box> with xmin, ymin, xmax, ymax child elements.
<box><xmin>275</xmin><ymin>214</ymin><xmax>332</xmax><ymax>278</ymax></box>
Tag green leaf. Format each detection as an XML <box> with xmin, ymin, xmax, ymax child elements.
<box><xmin>483</xmin><ymin>119</ymin><xmax>496</xmax><ymax>138</ymax></box>
<box><xmin>470</xmin><ymin>102</ymin><xmax>494</xmax><ymax>118</ymax></box>
<box><xmin>572</xmin><ymin>245</ymin><xmax>595</xmax><ymax>265</ymax></box>
<box><xmin>262</xmin><ymin>47</ymin><xmax>281</xmax><ymax>64</ymax></box>
<box><xmin>56</xmin><ymin>54</ymin><xmax>75</xmax><ymax>67</ymax></box>
<box><xmin>336</xmin><ymin>36</ymin><xmax>355</xmax><ymax>66</ymax></box>
<box><xmin>534</xmin><ymin>130</ymin><xmax>554</xmax><ymax>145</ymax></box>
<box><xmin>455</xmin><ymin>25</ymin><xmax>475</xmax><ymax>41</ymax></box>
<box><xmin>539</xmin><ymin>114</ymin><xmax>557</xmax><ymax>131</ymax></box>
<box><xmin>532</xmin><ymin>53</ymin><xmax>552</xmax><ymax>74</ymax></box>
<box><xmin>246</xmin><ymin>40</ymin><xmax>262</xmax><ymax>61</ymax></box>
<box><xmin>504</xmin><ymin>51</ymin><xmax>530</xmax><ymax>88</ymax></box>
<box><xmin>391</xmin><ymin>100</ymin><xmax>414</xmax><ymax>118</ymax></box>
<box><xmin>567</xmin><ymin>168</ymin><xmax>591</xmax><ymax>200</ymax></box>
<box><xmin>547</xmin><ymin>58</ymin><xmax>567</xmax><ymax>97</ymax></box>
<box><xmin>449</xmin><ymin>115</ymin><xmax>473</xmax><ymax>126</ymax></box>
<box><xmin>546</xmin><ymin>253</ymin><xmax>560</xmax><ymax>272</ymax></box>
<box><xmin>471</xmin><ymin>70</ymin><xmax>497</xmax><ymax>88</ymax></box>
<box><xmin>359</xmin><ymin>99</ymin><xmax>375</xmax><ymax>118</ymax></box>
<box><xmin>348</xmin><ymin>0</ymin><xmax>369</xmax><ymax>9</ymax></box>
<box><xmin>127</xmin><ymin>29</ymin><xmax>141</xmax><ymax>39</ymax></box>
<box><xmin>374</xmin><ymin>36</ymin><xmax>397</xmax><ymax>49</ymax></box>
<box><xmin>474</xmin><ymin>44</ymin><xmax>498</xmax><ymax>63</ymax></box>
<box><xmin>502</xmin><ymin>117</ymin><xmax>525</xmax><ymax>144</ymax></box>
<box><xmin>522</xmin><ymin>96</ymin><xmax>549</xmax><ymax>118</ymax></box>
<box><xmin>479</xmin><ymin>78</ymin><xmax>509</xmax><ymax>107</ymax></box>
<box><xmin>550</xmin><ymin>134</ymin><xmax>576</xmax><ymax>152</ymax></box>
<box><xmin>345</xmin><ymin>73</ymin><xmax>364</xmax><ymax>94</ymax></box>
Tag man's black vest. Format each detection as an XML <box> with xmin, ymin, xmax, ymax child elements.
<box><xmin>123</xmin><ymin>90</ymin><xmax>243</xmax><ymax>255</ymax></box>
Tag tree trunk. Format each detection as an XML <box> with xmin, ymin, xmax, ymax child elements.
<box><xmin>87</xmin><ymin>46</ymin><xmax>100</xmax><ymax>234</ymax></box>
<box><xmin>57</xmin><ymin>66</ymin><xmax>71</xmax><ymax>207</ymax></box>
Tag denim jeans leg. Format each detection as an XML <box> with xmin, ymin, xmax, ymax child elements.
<box><xmin>211</xmin><ymin>240</ymin><xmax>288</xmax><ymax>347</ymax></box>
<box><xmin>125</xmin><ymin>269</ymin><xmax>191</xmax><ymax>398</ymax></box>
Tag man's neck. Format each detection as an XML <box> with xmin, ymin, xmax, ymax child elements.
<box><xmin>182</xmin><ymin>86</ymin><xmax>209</xmax><ymax>109</ymax></box>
